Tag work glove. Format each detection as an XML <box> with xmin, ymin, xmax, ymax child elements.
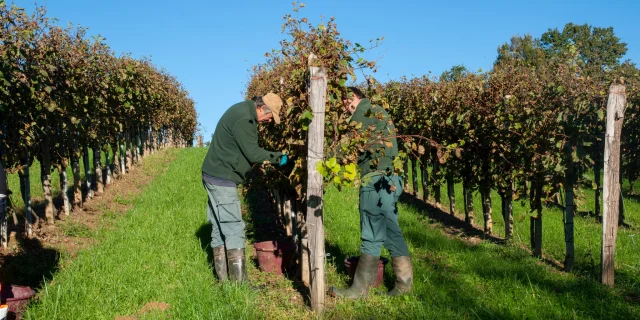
<box><xmin>279</xmin><ymin>154</ymin><xmax>288</xmax><ymax>167</ymax></box>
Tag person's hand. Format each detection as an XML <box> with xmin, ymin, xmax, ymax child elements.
<box><xmin>279</xmin><ymin>154</ymin><xmax>288</xmax><ymax>166</ymax></box>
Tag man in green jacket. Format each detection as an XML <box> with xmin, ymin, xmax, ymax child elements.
<box><xmin>330</xmin><ymin>87</ymin><xmax>413</xmax><ymax>299</ymax></box>
<box><xmin>201</xmin><ymin>93</ymin><xmax>287</xmax><ymax>284</ymax></box>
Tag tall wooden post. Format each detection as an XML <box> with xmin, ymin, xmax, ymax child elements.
<box><xmin>564</xmin><ymin>140</ymin><xmax>575</xmax><ymax>272</ymax></box>
<box><xmin>105</xmin><ymin>143</ymin><xmax>112</xmax><ymax>186</ymax></box>
<box><xmin>306</xmin><ymin>58</ymin><xmax>327</xmax><ymax>313</ymax></box>
<box><xmin>21</xmin><ymin>154</ymin><xmax>33</xmax><ymax>236</ymax></box>
<box><xmin>0</xmin><ymin>121</ymin><xmax>8</xmax><ymax>247</ymax></box>
<box><xmin>284</xmin><ymin>195</ymin><xmax>293</xmax><ymax>238</ymax></box>
<box><xmin>412</xmin><ymin>157</ymin><xmax>419</xmax><ymax>196</ymax></box>
<box><xmin>421</xmin><ymin>153</ymin><xmax>429</xmax><ymax>201</ymax></box>
<box><xmin>602</xmin><ymin>83</ymin><xmax>626</xmax><ymax>286</ymax></box>
<box><xmin>83</xmin><ymin>145</ymin><xmax>93</xmax><ymax>199</ymax></box>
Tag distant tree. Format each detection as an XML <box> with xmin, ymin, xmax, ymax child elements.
<box><xmin>440</xmin><ymin>65</ymin><xmax>469</xmax><ymax>82</ymax></box>
<box><xmin>495</xmin><ymin>34</ymin><xmax>547</xmax><ymax>68</ymax></box>
<box><xmin>540</xmin><ymin>23</ymin><xmax>628</xmax><ymax>77</ymax></box>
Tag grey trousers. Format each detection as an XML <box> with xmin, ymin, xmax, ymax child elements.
<box><xmin>202</xmin><ymin>181</ymin><xmax>245</xmax><ymax>250</ymax></box>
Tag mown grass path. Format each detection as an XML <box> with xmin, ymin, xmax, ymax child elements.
<box><xmin>24</xmin><ymin>148</ymin><xmax>640</xmax><ymax>319</ymax></box>
<box><xmin>24</xmin><ymin>149</ymin><xmax>260</xmax><ymax>319</ymax></box>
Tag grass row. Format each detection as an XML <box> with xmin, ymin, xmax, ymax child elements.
<box><xmin>23</xmin><ymin>148</ymin><xmax>639</xmax><ymax>319</ymax></box>
<box><xmin>24</xmin><ymin>148</ymin><xmax>260</xmax><ymax>319</ymax></box>
<box><xmin>403</xmin><ymin>160</ymin><xmax>640</xmax><ymax>289</ymax></box>
<box><xmin>322</xmin><ymin>183</ymin><xmax>640</xmax><ymax>318</ymax></box>
<box><xmin>6</xmin><ymin>147</ymin><xmax>130</xmax><ymax>210</ymax></box>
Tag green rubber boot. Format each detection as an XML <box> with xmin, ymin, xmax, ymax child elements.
<box><xmin>213</xmin><ymin>245</ymin><xmax>228</xmax><ymax>282</ymax></box>
<box><xmin>330</xmin><ymin>253</ymin><xmax>379</xmax><ymax>299</ymax></box>
<box><xmin>387</xmin><ymin>256</ymin><xmax>413</xmax><ymax>296</ymax></box>
<box><xmin>226</xmin><ymin>248</ymin><xmax>246</xmax><ymax>283</ymax></box>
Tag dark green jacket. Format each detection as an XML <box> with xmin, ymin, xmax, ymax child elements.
<box><xmin>202</xmin><ymin>100</ymin><xmax>282</xmax><ymax>184</ymax></box>
<box><xmin>350</xmin><ymin>98</ymin><xmax>399</xmax><ymax>176</ymax></box>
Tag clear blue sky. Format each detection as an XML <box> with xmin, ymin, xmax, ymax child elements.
<box><xmin>11</xmin><ymin>0</ymin><xmax>640</xmax><ymax>141</ymax></box>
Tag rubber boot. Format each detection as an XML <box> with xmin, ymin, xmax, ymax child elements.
<box><xmin>387</xmin><ymin>256</ymin><xmax>413</xmax><ymax>296</ymax></box>
<box><xmin>330</xmin><ymin>253</ymin><xmax>379</xmax><ymax>299</ymax></box>
<box><xmin>226</xmin><ymin>248</ymin><xmax>246</xmax><ymax>283</ymax></box>
<box><xmin>213</xmin><ymin>245</ymin><xmax>228</xmax><ymax>282</ymax></box>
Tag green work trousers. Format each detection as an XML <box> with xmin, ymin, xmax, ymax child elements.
<box><xmin>359</xmin><ymin>175</ymin><xmax>410</xmax><ymax>257</ymax></box>
<box><xmin>202</xmin><ymin>181</ymin><xmax>245</xmax><ymax>250</ymax></box>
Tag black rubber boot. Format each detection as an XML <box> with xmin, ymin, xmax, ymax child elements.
<box><xmin>387</xmin><ymin>256</ymin><xmax>413</xmax><ymax>296</ymax></box>
<box><xmin>226</xmin><ymin>248</ymin><xmax>246</xmax><ymax>283</ymax></box>
<box><xmin>213</xmin><ymin>245</ymin><xmax>228</xmax><ymax>282</ymax></box>
<box><xmin>330</xmin><ymin>253</ymin><xmax>379</xmax><ymax>299</ymax></box>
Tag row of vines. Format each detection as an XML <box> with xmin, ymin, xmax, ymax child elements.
<box><xmin>244</xmin><ymin>4</ymin><xmax>639</xmax><ymax>277</ymax></box>
<box><xmin>0</xmin><ymin>2</ymin><xmax>197</xmax><ymax>238</ymax></box>
<box><xmin>375</xmin><ymin>57</ymin><xmax>639</xmax><ymax>271</ymax></box>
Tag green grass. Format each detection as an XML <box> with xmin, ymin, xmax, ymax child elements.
<box><xmin>22</xmin><ymin>149</ymin><xmax>639</xmax><ymax>319</ymax></box>
<box><xmin>6</xmin><ymin>147</ymin><xmax>118</xmax><ymax>209</ymax></box>
<box><xmin>323</xmin><ymin>184</ymin><xmax>640</xmax><ymax>319</ymax></box>
<box><xmin>59</xmin><ymin>220</ymin><xmax>94</xmax><ymax>238</ymax></box>
<box><xmin>403</xmin><ymin>160</ymin><xmax>640</xmax><ymax>301</ymax></box>
<box><xmin>24</xmin><ymin>148</ymin><xmax>261</xmax><ymax>320</ymax></box>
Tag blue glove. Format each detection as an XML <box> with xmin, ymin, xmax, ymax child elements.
<box><xmin>279</xmin><ymin>154</ymin><xmax>288</xmax><ymax>166</ymax></box>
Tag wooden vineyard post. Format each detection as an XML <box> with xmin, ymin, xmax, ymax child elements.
<box><xmin>0</xmin><ymin>121</ymin><xmax>7</xmax><ymax>247</ymax></box>
<box><xmin>432</xmin><ymin>149</ymin><xmax>441</xmax><ymax>208</ymax></box>
<box><xmin>412</xmin><ymin>157</ymin><xmax>419</xmax><ymax>197</ymax></box>
<box><xmin>564</xmin><ymin>140</ymin><xmax>575</xmax><ymax>271</ymax></box>
<box><xmin>602</xmin><ymin>83</ymin><xmax>626</xmax><ymax>287</ymax></box>
<box><xmin>83</xmin><ymin>146</ymin><xmax>93</xmax><ymax>199</ymax></box>
<box><xmin>284</xmin><ymin>195</ymin><xmax>293</xmax><ymax>238</ymax></box>
<box><xmin>403</xmin><ymin>160</ymin><xmax>410</xmax><ymax>192</ymax></box>
<box><xmin>121</xmin><ymin>134</ymin><xmax>127</xmax><ymax>175</ymax></box>
<box><xmin>274</xmin><ymin>189</ymin><xmax>282</xmax><ymax>226</ymax></box>
<box><xmin>105</xmin><ymin>144</ymin><xmax>112</xmax><ymax>186</ymax></box>
<box><xmin>93</xmin><ymin>146</ymin><xmax>104</xmax><ymax>194</ymax></box>
<box><xmin>297</xmin><ymin>198</ymin><xmax>310</xmax><ymax>286</ymax></box>
<box><xmin>20</xmin><ymin>154</ymin><xmax>33</xmax><ymax>236</ymax></box>
<box><xmin>421</xmin><ymin>153</ymin><xmax>429</xmax><ymax>201</ymax></box>
<box><xmin>446</xmin><ymin>172</ymin><xmax>455</xmax><ymax>216</ymax></box>
<box><xmin>306</xmin><ymin>59</ymin><xmax>327</xmax><ymax>313</ymax></box>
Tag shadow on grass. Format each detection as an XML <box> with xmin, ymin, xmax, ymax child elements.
<box><xmin>195</xmin><ymin>223</ymin><xmax>214</xmax><ymax>269</ymax></box>
<box><xmin>399</xmin><ymin>192</ymin><xmax>504</xmax><ymax>244</ymax></box>
<box><xmin>242</xmin><ymin>183</ymin><xmax>313</xmax><ymax>307</ymax></box>
<box><xmin>398</xmin><ymin>209</ymin><xmax>639</xmax><ymax>318</ymax></box>
<box><xmin>400</xmin><ymin>191</ymin><xmax>576</xmax><ymax>272</ymax></box>
<box><xmin>325</xmin><ymin>242</ymin><xmax>350</xmax><ymax>278</ymax></box>
<box><xmin>0</xmin><ymin>170</ymin><xmax>102</xmax><ymax>292</ymax></box>
<box><xmin>0</xmin><ymin>235</ymin><xmax>59</xmax><ymax>290</ymax></box>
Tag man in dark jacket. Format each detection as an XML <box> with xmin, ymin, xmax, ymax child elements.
<box><xmin>201</xmin><ymin>93</ymin><xmax>287</xmax><ymax>284</ymax></box>
<box><xmin>330</xmin><ymin>87</ymin><xmax>413</xmax><ymax>299</ymax></box>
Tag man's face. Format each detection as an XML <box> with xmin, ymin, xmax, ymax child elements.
<box><xmin>343</xmin><ymin>92</ymin><xmax>359</xmax><ymax>115</ymax></box>
<box><xmin>257</xmin><ymin>106</ymin><xmax>274</xmax><ymax>124</ymax></box>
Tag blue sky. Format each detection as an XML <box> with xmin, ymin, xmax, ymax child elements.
<box><xmin>11</xmin><ymin>0</ymin><xmax>640</xmax><ymax>141</ymax></box>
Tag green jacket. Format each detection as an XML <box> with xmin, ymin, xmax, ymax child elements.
<box><xmin>202</xmin><ymin>100</ymin><xmax>282</xmax><ymax>184</ymax></box>
<box><xmin>350</xmin><ymin>98</ymin><xmax>399</xmax><ymax>176</ymax></box>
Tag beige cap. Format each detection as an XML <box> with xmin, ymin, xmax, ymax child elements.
<box><xmin>262</xmin><ymin>93</ymin><xmax>283</xmax><ymax>124</ymax></box>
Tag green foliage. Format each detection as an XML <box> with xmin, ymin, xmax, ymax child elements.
<box><xmin>0</xmin><ymin>2</ymin><xmax>197</xmax><ymax>173</ymax></box>
<box><xmin>540</xmin><ymin>23</ymin><xmax>628</xmax><ymax>77</ymax></box>
<box><xmin>373</xmin><ymin>37</ymin><xmax>638</xmax><ymax>211</ymax></box>
<box><xmin>440</xmin><ymin>65</ymin><xmax>469</xmax><ymax>82</ymax></box>
<box><xmin>316</xmin><ymin>158</ymin><xmax>358</xmax><ymax>188</ymax></box>
<box><xmin>245</xmin><ymin>4</ymin><xmax>383</xmax><ymax>197</ymax></box>
<box><xmin>495</xmin><ymin>34</ymin><xmax>548</xmax><ymax>68</ymax></box>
